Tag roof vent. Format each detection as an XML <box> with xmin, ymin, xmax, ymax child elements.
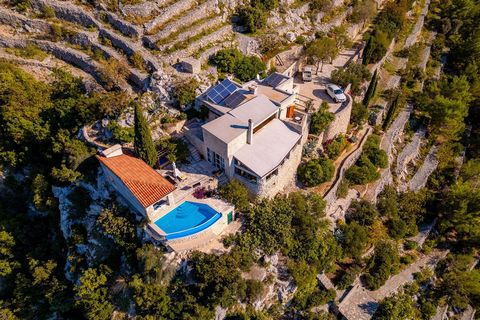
<box><xmin>247</xmin><ymin>119</ymin><xmax>253</xmax><ymax>145</ymax></box>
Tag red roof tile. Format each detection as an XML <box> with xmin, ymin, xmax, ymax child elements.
<box><xmin>96</xmin><ymin>152</ymin><xmax>175</xmax><ymax>208</ymax></box>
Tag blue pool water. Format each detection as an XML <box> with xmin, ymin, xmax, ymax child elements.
<box><xmin>154</xmin><ymin>201</ymin><xmax>222</xmax><ymax>240</ymax></box>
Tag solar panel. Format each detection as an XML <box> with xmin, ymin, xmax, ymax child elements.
<box><xmin>264</xmin><ymin>73</ymin><xmax>287</xmax><ymax>88</ymax></box>
<box><xmin>206</xmin><ymin>79</ymin><xmax>239</xmax><ymax>104</ymax></box>
<box><xmin>224</xmin><ymin>91</ymin><xmax>248</xmax><ymax>108</ymax></box>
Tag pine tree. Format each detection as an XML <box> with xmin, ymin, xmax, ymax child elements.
<box><xmin>382</xmin><ymin>94</ymin><xmax>399</xmax><ymax>130</ymax></box>
<box><xmin>363</xmin><ymin>69</ymin><xmax>378</xmax><ymax>106</ymax></box>
<box><xmin>134</xmin><ymin>102</ymin><xmax>157</xmax><ymax>167</ymax></box>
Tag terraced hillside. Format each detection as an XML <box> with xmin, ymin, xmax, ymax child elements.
<box><xmin>0</xmin><ymin>0</ymin><xmax>383</xmax><ymax>94</ymax></box>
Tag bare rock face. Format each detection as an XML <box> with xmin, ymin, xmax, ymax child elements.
<box><xmin>149</xmin><ymin>70</ymin><xmax>175</xmax><ymax>105</ymax></box>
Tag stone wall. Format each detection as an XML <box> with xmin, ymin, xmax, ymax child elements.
<box><xmin>323</xmin><ymin>94</ymin><xmax>353</xmax><ymax>143</ymax></box>
<box><xmin>142</xmin><ymin>0</ymin><xmax>219</xmax><ymax>49</ymax></box>
<box><xmin>257</xmin><ymin>142</ymin><xmax>303</xmax><ymax>198</ymax></box>
<box><xmin>32</xmin><ymin>0</ymin><xmax>99</xmax><ymax>28</ymax></box>
<box><xmin>105</xmin><ymin>12</ymin><xmax>142</xmax><ymax>38</ymax></box>
<box><xmin>98</xmin><ymin>28</ymin><xmax>160</xmax><ymax>71</ymax></box>
<box><xmin>0</xmin><ymin>7</ymin><xmax>51</xmax><ymax>33</ymax></box>
<box><xmin>323</xmin><ymin>127</ymin><xmax>372</xmax><ymax>206</ymax></box>
<box><xmin>144</xmin><ymin>0</ymin><xmax>196</xmax><ymax>34</ymax></box>
<box><xmin>165</xmin><ymin>24</ymin><xmax>233</xmax><ymax>63</ymax></box>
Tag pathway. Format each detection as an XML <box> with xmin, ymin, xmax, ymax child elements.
<box><xmin>338</xmin><ymin>249</ymin><xmax>448</xmax><ymax>320</ymax></box>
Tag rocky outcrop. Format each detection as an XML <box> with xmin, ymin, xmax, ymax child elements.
<box><xmin>105</xmin><ymin>12</ymin><xmax>142</xmax><ymax>38</ymax></box>
<box><xmin>0</xmin><ymin>7</ymin><xmax>51</xmax><ymax>33</ymax></box>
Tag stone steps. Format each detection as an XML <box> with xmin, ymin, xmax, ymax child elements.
<box><xmin>142</xmin><ymin>0</ymin><xmax>218</xmax><ymax>49</ymax></box>
<box><xmin>165</xmin><ymin>24</ymin><xmax>233</xmax><ymax>63</ymax></box>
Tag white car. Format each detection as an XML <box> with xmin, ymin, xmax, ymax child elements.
<box><xmin>326</xmin><ymin>84</ymin><xmax>347</xmax><ymax>103</ymax></box>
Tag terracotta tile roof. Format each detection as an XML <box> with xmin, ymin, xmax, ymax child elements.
<box><xmin>96</xmin><ymin>152</ymin><xmax>175</xmax><ymax>208</ymax></box>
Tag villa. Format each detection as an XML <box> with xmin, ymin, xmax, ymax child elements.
<box><xmin>97</xmin><ymin>145</ymin><xmax>234</xmax><ymax>251</ymax></box>
<box><xmin>186</xmin><ymin>73</ymin><xmax>309</xmax><ymax>197</ymax></box>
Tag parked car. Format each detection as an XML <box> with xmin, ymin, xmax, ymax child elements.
<box><xmin>326</xmin><ymin>84</ymin><xmax>347</xmax><ymax>103</ymax></box>
<box><xmin>302</xmin><ymin>65</ymin><xmax>314</xmax><ymax>82</ymax></box>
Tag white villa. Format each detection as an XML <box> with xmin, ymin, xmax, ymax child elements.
<box><xmin>187</xmin><ymin>73</ymin><xmax>309</xmax><ymax>197</ymax></box>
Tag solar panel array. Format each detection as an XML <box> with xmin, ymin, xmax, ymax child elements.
<box><xmin>264</xmin><ymin>73</ymin><xmax>287</xmax><ymax>88</ymax></box>
<box><xmin>206</xmin><ymin>79</ymin><xmax>238</xmax><ymax>104</ymax></box>
<box><xmin>223</xmin><ymin>91</ymin><xmax>248</xmax><ymax>108</ymax></box>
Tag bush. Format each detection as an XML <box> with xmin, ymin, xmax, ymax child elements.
<box><xmin>310</xmin><ymin>103</ymin><xmax>335</xmax><ymax>135</ymax></box>
<box><xmin>297</xmin><ymin>157</ymin><xmax>334</xmax><ymax>187</ymax></box>
<box><xmin>236</xmin><ymin>6</ymin><xmax>266</xmax><ymax>33</ymax></box>
<box><xmin>331</xmin><ymin>62</ymin><xmax>371</xmax><ymax>96</ymax></box>
<box><xmin>174</xmin><ymin>78</ymin><xmax>198</xmax><ymax>107</ymax></box>
<box><xmin>362</xmin><ymin>30</ymin><xmax>390</xmax><ymax>65</ymax></box>
<box><xmin>235</xmin><ymin>56</ymin><xmax>266</xmax><ymax>82</ymax></box>
<box><xmin>350</xmin><ymin>102</ymin><xmax>368</xmax><ymax>127</ymax></box>
<box><xmin>364</xmin><ymin>241</ymin><xmax>400</xmax><ymax>290</ymax></box>
<box><xmin>107</xmin><ymin>121</ymin><xmax>134</xmax><ymax>143</ymax></box>
<box><xmin>211</xmin><ymin>49</ymin><xmax>266</xmax><ymax>82</ymax></box>
<box><xmin>336</xmin><ymin>179</ymin><xmax>349</xmax><ymax>198</ymax></box>
<box><xmin>219</xmin><ymin>180</ymin><xmax>251</xmax><ymax>212</ymax></box>
<box><xmin>325</xmin><ymin>134</ymin><xmax>347</xmax><ymax>160</ymax></box>
<box><xmin>155</xmin><ymin>136</ymin><xmax>189</xmax><ymax>163</ymax></box>
<box><xmin>345</xmin><ymin>155</ymin><xmax>380</xmax><ymax>184</ymax></box>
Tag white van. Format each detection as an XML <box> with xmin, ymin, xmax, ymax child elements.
<box><xmin>302</xmin><ymin>65</ymin><xmax>314</xmax><ymax>82</ymax></box>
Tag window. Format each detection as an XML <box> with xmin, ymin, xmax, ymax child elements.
<box><xmin>207</xmin><ymin>148</ymin><xmax>225</xmax><ymax>170</ymax></box>
<box><xmin>235</xmin><ymin>167</ymin><xmax>257</xmax><ymax>184</ymax></box>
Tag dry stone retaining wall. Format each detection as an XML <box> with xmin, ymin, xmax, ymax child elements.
<box><xmin>144</xmin><ymin>0</ymin><xmax>196</xmax><ymax>34</ymax></box>
<box><xmin>0</xmin><ymin>7</ymin><xmax>51</xmax><ymax>33</ymax></box>
<box><xmin>32</xmin><ymin>0</ymin><xmax>99</xmax><ymax>28</ymax></box>
<box><xmin>143</xmin><ymin>1</ymin><xmax>220</xmax><ymax>50</ymax></box>
<box><xmin>105</xmin><ymin>12</ymin><xmax>142</xmax><ymax>38</ymax></box>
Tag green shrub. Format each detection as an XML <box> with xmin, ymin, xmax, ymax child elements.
<box><xmin>310</xmin><ymin>103</ymin><xmax>335</xmax><ymax>134</ymax></box>
<box><xmin>174</xmin><ymin>78</ymin><xmax>198</xmax><ymax>107</ymax></box>
<box><xmin>350</xmin><ymin>102</ymin><xmax>368</xmax><ymax>127</ymax></box>
<box><xmin>336</xmin><ymin>179</ymin><xmax>349</xmax><ymax>198</ymax></box>
<box><xmin>236</xmin><ymin>6</ymin><xmax>266</xmax><ymax>33</ymax></box>
<box><xmin>219</xmin><ymin>180</ymin><xmax>251</xmax><ymax>212</ymax></box>
<box><xmin>297</xmin><ymin>157</ymin><xmax>334</xmax><ymax>187</ymax></box>
<box><xmin>325</xmin><ymin>134</ymin><xmax>347</xmax><ymax>160</ymax></box>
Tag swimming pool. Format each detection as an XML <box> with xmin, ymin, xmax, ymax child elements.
<box><xmin>154</xmin><ymin>201</ymin><xmax>222</xmax><ymax>240</ymax></box>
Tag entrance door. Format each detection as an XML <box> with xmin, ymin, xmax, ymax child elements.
<box><xmin>227</xmin><ymin>211</ymin><xmax>233</xmax><ymax>224</ymax></box>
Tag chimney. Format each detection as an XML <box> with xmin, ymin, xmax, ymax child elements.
<box><xmin>247</xmin><ymin>119</ymin><xmax>253</xmax><ymax>144</ymax></box>
<box><xmin>248</xmin><ymin>84</ymin><xmax>258</xmax><ymax>95</ymax></box>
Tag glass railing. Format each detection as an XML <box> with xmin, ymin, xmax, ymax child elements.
<box><xmin>165</xmin><ymin>212</ymin><xmax>222</xmax><ymax>240</ymax></box>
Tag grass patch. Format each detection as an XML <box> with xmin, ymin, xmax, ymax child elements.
<box><xmin>6</xmin><ymin>44</ymin><xmax>48</xmax><ymax>61</ymax></box>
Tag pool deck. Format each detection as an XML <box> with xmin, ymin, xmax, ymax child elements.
<box><xmin>147</xmin><ymin>196</ymin><xmax>234</xmax><ymax>245</ymax></box>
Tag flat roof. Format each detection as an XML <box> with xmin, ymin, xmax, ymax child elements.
<box><xmin>234</xmin><ymin>119</ymin><xmax>301</xmax><ymax>177</ymax></box>
<box><xmin>97</xmin><ymin>151</ymin><xmax>175</xmax><ymax>208</ymax></box>
<box><xmin>255</xmin><ymin>84</ymin><xmax>291</xmax><ymax>104</ymax></box>
<box><xmin>228</xmin><ymin>95</ymin><xmax>278</xmax><ymax>126</ymax></box>
<box><xmin>202</xmin><ymin>113</ymin><xmax>248</xmax><ymax>143</ymax></box>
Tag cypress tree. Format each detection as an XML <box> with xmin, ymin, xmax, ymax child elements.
<box><xmin>363</xmin><ymin>69</ymin><xmax>378</xmax><ymax>107</ymax></box>
<box><xmin>382</xmin><ymin>94</ymin><xmax>399</xmax><ymax>130</ymax></box>
<box><xmin>133</xmin><ymin>102</ymin><xmax>157</xmax><ymax>167</ymax></box>
<box><xmin>362</xmin><ymin>36</ymin><xmax>373</xmax><ymax>65</ymax></box>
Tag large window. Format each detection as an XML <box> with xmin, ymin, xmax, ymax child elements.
<box><xmin>207</xmin><ymin>148</ymin><xmax>225</xmax><ymax>170</ymax></box>
<box><xmin>235</xmin><ymin>167</ymin><xmax>257</xmax><ymax>184</ymax></box>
